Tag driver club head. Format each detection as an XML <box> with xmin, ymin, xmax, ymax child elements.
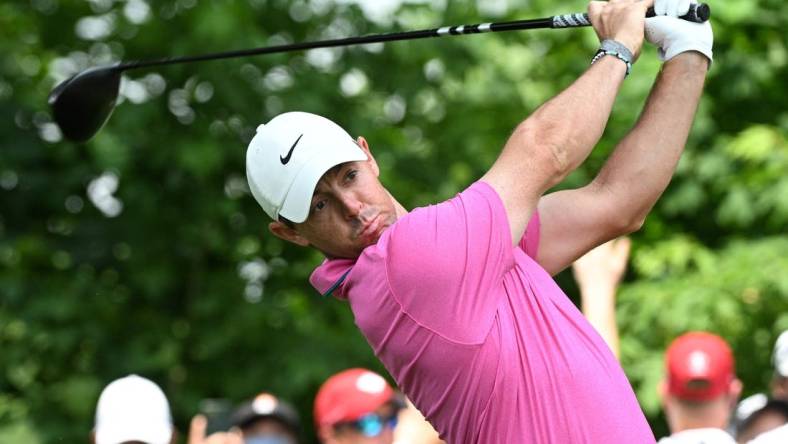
<box><xmin>49</xmin><ymin>66</ymin><xmax>122</xmax><ymax>143</ymax></box>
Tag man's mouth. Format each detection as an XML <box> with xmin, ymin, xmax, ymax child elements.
<box><xmin>358</xmin><ymin>213</ymin><xmax>384</xmax><ymax>241</ymax></box>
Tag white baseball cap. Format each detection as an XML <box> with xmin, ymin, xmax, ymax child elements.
<box><xmin>94</xmin><ymin>375</ymin><xmax>173</xmax><ymax>444</ymax></box>
<box><xmin>246</xmin><ymin>112</ymin><xmax>368</xmax><ymax>223</ymax></box>
<box><xmin>774</xmin><ymin>330</ymin><xmax>788</xmax><ymax>377</ymax></box>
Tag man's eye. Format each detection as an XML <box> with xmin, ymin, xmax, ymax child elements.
<box><xmin>346</xmin><ymin>170</ymin><xmax>357</xmax><ymax>181</ymax></box>
<box><xmin>314</xmin><ymin>200</ymin><xmax>326</xmax><ymax>211</ymax></box>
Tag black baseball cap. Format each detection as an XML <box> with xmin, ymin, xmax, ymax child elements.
<box><xmin>231</xmin><ymin>392</ymin><xmax>300</xmax><ymax>433</ymax></box>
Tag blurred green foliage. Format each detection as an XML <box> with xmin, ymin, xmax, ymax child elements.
<box><xmin>1</xmin><ymin>0</ymin><xmax>786</xmax><ymax>442</ymax></box>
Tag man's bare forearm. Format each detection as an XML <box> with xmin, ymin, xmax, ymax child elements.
<box><xmin>534</xmin><ymin>57</ymin><xmax>627</xmax><ymax>174</ymax></box>
<box><xmin>594</xmin><ymin>52</ymin><xmax>709</xmax><ymax>226</ymax></box>
<box><xmin>483</xmin><ymin>57</ymin><xmax>631</xmax><ymax>245</ymax></box>
<box><xmin>482</xmin><ymin>0</ymin><xmax>651</xmax><ymax>244</ymax></box>
<box><xmin>498</xmin><ymin>57</ymin><xmax>628</xmax><ymax>194</ymax></box>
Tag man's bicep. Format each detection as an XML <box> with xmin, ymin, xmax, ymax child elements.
<box><xmin>536</xmin><ymin>184</ymin><xmax>630</xmax><ymax>276</ymax></box>
<box><xmin>480</xmin><ymin>149</ymin><xmax>545</xmax><ymax>245</ymax></box>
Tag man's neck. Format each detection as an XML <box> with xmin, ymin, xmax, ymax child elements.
<box><xmin>665</xmin><ymin>393</ymin><xmax>735</xmax><ymax>434</ymax></box>
<box><xmin>668</xmin><ymin>406</ymin><xmax>730</xmax><ymax>432</ymax></box>
<box><xmin>388</xmin><ymin>191</ymin><xmax>408</xmax><ymax>219</ymax></box>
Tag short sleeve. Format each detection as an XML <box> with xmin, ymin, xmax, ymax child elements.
<box><xmin>383</xmin><ymin>181</ymin><xmax>514</xmax><ymax>344</ymax></box>
<box><xmin>518</xmin><ymin>210</ymin><xmax>541</xmax><ymax>259</ymax></box>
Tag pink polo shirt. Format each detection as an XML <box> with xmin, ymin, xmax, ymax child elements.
<box><xmin>310</xmin><ymin>182</ymin><xmax>655</xmax><ymax>443</ymax></box>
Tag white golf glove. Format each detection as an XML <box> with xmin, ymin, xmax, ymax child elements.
<box><xmin>646</xmin><ymin>0</ymin><xmax>713</xmax><ymax>62</ymax></box>
<box><xmin>653</xmin><ymin>0</ymin><xmax>692</xmax><ymax>17</ymax></box>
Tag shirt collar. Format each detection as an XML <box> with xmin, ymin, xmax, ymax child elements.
<box><xmin>667</xmin><ymin>428</ymin><xmax>736</xmax><ymax>444</ymax></box>
<box><xmin>309</xmin><ymin>258</ymin><xmax>355</xmax><ymax>298</ymax></box>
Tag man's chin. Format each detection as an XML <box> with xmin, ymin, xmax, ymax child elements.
<box><xmin>362</xmin><ymin>222</ymin><xmax>393</xmax><ymax>247</ymax></box>
<box><xmin>325</xmin><ymin>225</ymin><xmax>392</xmax><ymax>259</ymax></box>
<box><xmin>340</xmin><ymin>234</ymin><xmax>383</xmax><ymax>259</ymax></box>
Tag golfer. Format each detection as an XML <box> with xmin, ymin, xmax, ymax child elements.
<box><xmin>246</xmin><ymin>0</ymin><xmax>712</xmax><ymax>441</ymax></box>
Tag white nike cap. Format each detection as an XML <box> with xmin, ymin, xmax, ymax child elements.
<box><xmin>246</xmin><ymin>112</ymin><xmax>368</xmax><ymax>223</ymax></box>
<box><xmin>94</xmin><ymin>375</ymin><xmax>173</xmax><ymax>444</ymax></box>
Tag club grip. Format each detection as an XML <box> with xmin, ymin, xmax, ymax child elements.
<box><xmin>646</xmin><ymin>3</ymin><xmax>711</xmax><ymax>23</ymax></box>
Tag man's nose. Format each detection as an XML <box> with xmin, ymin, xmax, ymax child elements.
<box><xmin>337</xmin><ymin>192</ymin><xmax>363</xmax><ymax>219</ymax></box>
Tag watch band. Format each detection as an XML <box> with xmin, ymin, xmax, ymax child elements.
<box><xmin>591</xmin><ymin>39</ymin><xmax>634</xmax><ymax>76</ymax></box>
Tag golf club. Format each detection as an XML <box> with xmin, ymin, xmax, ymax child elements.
<box><xmin>50</xmin><ymin>4</ymin><xmax>710</xmax><ymax>142</ymax></box>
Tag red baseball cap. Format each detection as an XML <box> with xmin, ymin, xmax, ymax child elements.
<box><xmin>314</xmin><ymin>368</ymin><xmax>395</xmax><ymax>427</ymax></box>
<box><xmin>666</xmin><ymin>331</ymin><xmax>736</xmax><ymax>401</ymax></box>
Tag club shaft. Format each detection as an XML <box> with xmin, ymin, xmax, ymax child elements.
<box><xmin>113</xmin><ymin>3</ymin><xmax>709</xmax><ymax>72</ymax></box>
<box><xmin>114</xmin><ymin>18</ymin><xmax>553</xmax><ymax>71</ymax></box>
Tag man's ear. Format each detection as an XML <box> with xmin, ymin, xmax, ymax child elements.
<box><xmin>269</xmin><ymin>221</ymin><xmax>310</xmax><ymax>247</ymax></box>
<box><xmin>657</xmin><ymin>380</ymin><xmax>668</xmax><ymax>407</ymax></box>
<box><xmin>356</xmin><ymin>136</ymin><xmax>380</xmax><ymax>177</ymax></box>
<box><xmin>728</xmin><ymin>378</ymin><xmax>743</xmax><ymax>404</ymax></box>
<box><xmin>318</xmin><ymin>424</ymin><xmax>336</xmax><ymax>444</ymax></box>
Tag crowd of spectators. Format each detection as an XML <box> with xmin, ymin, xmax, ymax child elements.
<box><xmin>574</xmin><ymin>239</ymin><xmax>788</xmax><ymax>444</ymax></box>
<box><xmin>88</xmin><ymin>238</ymin><xmax>786</xmax><ymax>444</ymax></box>
<box><xmin>90</xmin><ymin>368</ymin><xmax>443</xmax><ymax>444</ymax></box>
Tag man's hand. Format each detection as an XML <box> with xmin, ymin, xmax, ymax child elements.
<box><xmin>646</xmin><ymin>0</ymin><xmax>713</xmax><ymax>62</ymax></box>
<box><xmin>572</xmin><ymin>237</ymin><xmax>631</xmax><ymax>291</ymax></box>
<box><xmin>188</xmin><ymin>415</ymin><xmax>244</xmax><ymax>444</ymax></box>
<box><xmin>572</xmin><ymin>237</ymin><xmax>631</xmax><ymax>359</ymax></box>
<box><xmin>588</xmin><ymin>0</ymin><xmax>655</xmax><ymax>61</ymax></box>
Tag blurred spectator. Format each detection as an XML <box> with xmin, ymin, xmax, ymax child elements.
<box><xmin>732</xmin><ymin>393</ymin><xmax>769</xmax><ymax>436</ymax></box>
<box><xmin>658</xmin><ymin>332</ymin><xmax>742</xmax><ymax>443</ymax></box>
<box><xmin>572</xmin><ymin>237</ymin><xmax>631</xmax><ymax>359</ymax></box>
<box><xmin>572</xmin><ymin>242</ymin><xmax>746</xmax><ymax>442</ymax></box>
<box><xmin>771</xmin><ymin>330</ymin><xmax>788</xmax><ymax>400</ymax></box>
<box><xmin>188</xmin><ymin>415</ymin><xmax>243</xmax><ymax>444</ymax></box>
<box><xmin>746</xmin><ymin>423</ymin><xmax>788</xmax><ymax>444</ymax></box>
<box><xmin>231</xmin><ymin>392</ymin><xmax>300</xmax><ymax>444</ymax></box>
<box><xmin>735</xmin><ymin>398</ymin><xmax>788</xmax><ymax>443</ymax></box>
<box><xmin>314</xmin><ymin>368</ymin><xmax>403</xmax><ymax>444</ymax></box>
<box><xmin>91</xmin><ymin>374</ymin><xmax>176</xmax><ymax>444</ymax></box>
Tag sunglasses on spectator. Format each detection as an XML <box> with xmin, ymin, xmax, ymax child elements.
<box><xmin>335</xmin><ymin>412</ymin><xmax>399</xmax><ymax>437</ymax></box>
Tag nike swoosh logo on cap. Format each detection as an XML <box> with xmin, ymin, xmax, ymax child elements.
<box><xmin>280</xmin><ymin>134</ymin><xmax>303</xmax><ymax>165</ymax></box>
